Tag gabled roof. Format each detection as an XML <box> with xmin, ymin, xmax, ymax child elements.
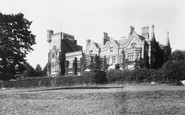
<box><xmin>118</xmin><ymin>31</ymin><xmax>145</xmax><ymax>48</ymax></box>
<box><xmin>85</xmin><ymin>40</ymin><xmax>100</xmax><ymax>54</ymax></box>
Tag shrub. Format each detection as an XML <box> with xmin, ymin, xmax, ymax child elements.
<box><xmin>132</xmin><ymin>68</ymin><xmax>151</xmax><ymax>83</ymax></box>
<box><xmin>115</xmin><ymin>64</ymin><xmax>120</xmax><ymax>70</ymax></box>
<box><xmin>162</xmin><ymin>60</ymin><xmax>185</xmax><ymax>84</ymax></box>
<box><xmin>83</xmin><ymin>69</ymin><xmax>107</xmax><ymax>84</ymax></box>
<box><xmin>106</xmin><ymin>70</ymin><xmax>124</xmax><ymax>83</ymax></box>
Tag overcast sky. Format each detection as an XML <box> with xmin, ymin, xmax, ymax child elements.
<box><xmin>1</xmin><ymin>0</ymin><xmax>185</xmax><ymax>68</ymax></box>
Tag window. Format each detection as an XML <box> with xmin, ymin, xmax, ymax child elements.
<box><xmin>51</xmin><ymin>62</ymin><xmax>55</xmax><ymax>69</ymax></box>
<box><xmin>131</xmin><ymin>43</ymin><xmax>136</xmax><ymax>48</ymax></box>
<box><xmin>137</xmin><ymin>52</ymin><xmax>140</xmax><ymax>60</ymax></box>
<box><xmin>107</xmin><ymin>58</ymin><xmax>110</xmax><ymax>64</ymax></box>
<box><xmin>53</xmin><ymin>45</ymin><xmax>56</xmax><ymax>49</ymax></box>
<box><xmin>52</xmin><ymin>52</ymin><xmax>55</xmax><ymax>58</ymax></box>
<box><xmin>89</xmin><ymin>50</ymin><xmax>93</xmax><ymax>54</ymax></box>
<box><xmin>112</xmin><ymin>56</ymin><xmax>116</xmax><ymax>64</ymax></box>
<box><xmin>77</xmin><ymin>60</ymin><xmax>80</xmax><ymax>68</ymax></box>
<box><xmin>119</xmin><ymin>56</ymin><xmax>123</xmax><ymax>63</ymax></box>
<box><xmin>110</xmin><ymin>47</ymin><xmax>113</xmax><ymax>52</ymax></box>
<box><xmin>69</xmin><ymin>62</ymin><xmax>73</xmax><ymax>68</ymax></box>
<box><xmin>127</xmin><ymin>52</ymin><xmax>134</xmax><ymax>61</ymax></box>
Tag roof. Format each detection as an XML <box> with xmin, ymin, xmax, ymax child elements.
<box><xmin>117</xmin><ymin>38</ymin><xmax>129</xmax><ymax>46</ymax></box>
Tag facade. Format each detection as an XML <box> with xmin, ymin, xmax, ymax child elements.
<box><xmin>47</xmin><ymin>30</ymin><xmax>82</xmax><ymax>76</ymax></box>
<box><xmin>85</xmin><ymin>25</ymin><xmax>171</xmax><ymax>70</ymax></box>
<box><xmin>47</xmin><ymin>25</ymin><xmax>171</xmax><ymax>76</ymax></box>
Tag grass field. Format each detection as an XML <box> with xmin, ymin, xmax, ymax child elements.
<box><xmin>0</xmin><ymin>85</ymin><xmax>185</xmax><ymax>115</ymax></box>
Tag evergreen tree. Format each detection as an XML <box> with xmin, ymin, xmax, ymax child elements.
<box><xmin>73</xmin><ymin>57</ymin><xmax>77</xmax><ymax>75</ymax></box>
<box><xmin>35</xmin><ymin>64</ymin><xmax>43</xmax><ymax>77</ymax></box>
<box><xmin>59</xmin><ymin>52</ymin><xmax>66</xmax><ymax>75</ymax></box>
<box><xmin>0</xmin><ymin>12</ymin><xmax>36</xmax><ymax>80</ymax></box>
<box><xmin>94</xmin><ymin>54</ymin><xmax>101</xmax><ymax>69</ymax></box>
<box><xmin>42</xmin><ymin>63</ymin><xmax>48</xmax><ymax>76</ymax></box>
<box><xmin>171</xmin><ymin>50</ymin><xmax>185</xmax><ymax>61</ymax></box>
<box><xmin>21</xmin><ymin>62</ymin><xmax>35</xmax><ymax>77</ymax></box>
<box><xmin>80</xmin><ymin>53</ymin><xmax>86</xmax><ymax>75</ymax></box>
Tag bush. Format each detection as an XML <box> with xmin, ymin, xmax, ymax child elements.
<box><xmin>106</xmin><ymin>70</ymin><xmax>125</xmax><ymax>83</ymax></box>
<box><xmin>115</xmin><ymin>64</ymin><xmax>120</xmax><ymax>70</ymax></box>
<box><xmin>83</xmin><ymin>69</ymin><xmax>107</xmax><ymax>84</ymax></box>
<box><xmin>162</xmin><ymin>60</ymin><xmax>185</xmax><ymax>84</ymax></box>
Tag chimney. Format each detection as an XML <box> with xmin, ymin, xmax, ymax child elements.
<box><xmin>151</xmin><ymin>25</ymin><xmax>156</xmax><ymax>42</ymax></box>
<box><xmin>141</xmin><ymin>26</ymin><xmax>149</xmax><ymax>39</ymax></box>
<box><xmin>47</xmin><ymin>30</ymin><xmax>53</xmax><ymax>43</ymax></box>
<box><xmin>103</xmin><ymin>32</ymin><xmax>109</xmax><ymax>45</ymax></box>
<box><xmin>128</xmin><ymin>26</ymin><xmax>135</xmax><ymax>38</ymax></box>
<box><xmin>166</xmin><ymin>31</ymin><xmax>171</xmax><ymax>47</ymax></box>
<box><xmin>86</xmin><ymin>39</ymin><xmax>90</xmax><ymax>47</ymax></box>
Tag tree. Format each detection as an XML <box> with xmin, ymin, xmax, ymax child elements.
<box><xmin>59</xmin><ymin>51</ymin><xmax>66</xmax><ymax>75</ymax></box>
<box><xmin>42</xmin><ymin>63</ymin><xmax>48</xmax><ymax>76</ymax></box>
<box><xmin>171</xmin><ymin>50</ymin><xmax>185</xmax><ymax>61</ymax></box>
<box><xmin>35</xmin><ymin>64</ymin><xmax>43</xmax><ymax>77</ymax></box>
<box><xmin>0</xmin><ymin>12</ymin><xmax>36</xmax><ymax>80</ymax></box>
<box><xmin>73</xmin><ymin>57</ymin><xmax>77</xmax><ymax>75</ymax></box>
<box><xmin>163</xmin><ymin>46</ymin><xmax>172</xmax><ymax>62</ymax></box>
<box><xmin>80</xmin><ymin>53</ymin><xmax>86</xmax><ymax>75</ymax></box>
<box><xmin>20</xmin><ymin>62</ymin><xmax>35</xmax><ymax>78</ymax></box>
<box><xmin>101</xmin><ymin>56</ymin><xmax>109</xmax><ymax>71</ymax></box>
<box><xmin>94</xmin><ymin>54</ymin><xmax>101</xmax><ymax>69</ymax></box>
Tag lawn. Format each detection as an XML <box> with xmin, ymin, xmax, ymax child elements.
<box><xmin>0</xmin><ymin>85</ymin><xmax>185</xmax><ymax>115</ymax></box>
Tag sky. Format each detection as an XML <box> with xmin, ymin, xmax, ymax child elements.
<box><xmin>0</xmin><ymin>0</ymin><xmax>185</xmax><ymax>68</ymax></box>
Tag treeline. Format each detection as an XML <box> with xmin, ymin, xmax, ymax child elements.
<box><xmin>20</xmin><ymin>63</ymin><xmax>47</xmax><ymax>78</ymax></box>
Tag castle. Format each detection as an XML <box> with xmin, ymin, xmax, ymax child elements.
<box><xmin>46</xmin><ymin>30</ymin><xmax>82</xmax><ymax>76</ymax></box>
<box><xmin>47</xmin><ymin>25</ymin><xmax>171</xmax><ymax>76</ymax></box>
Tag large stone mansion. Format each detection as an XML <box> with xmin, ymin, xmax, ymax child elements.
<box><xmin>47</xmin><ymin>25</ymin><xmax>171</xmax><ymax>76</ymax></box>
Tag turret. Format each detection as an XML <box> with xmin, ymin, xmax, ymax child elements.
<box><xmin>166</xmin><ymin>31</ymin><xmax>171</xmax><ymax>48</ymax></box>
<box><xmin>47</xmin><ymin>30</ymin><xmax>53</xmax><ymax>43</ymax></box>
<box><xmin>151</xmin><ymin>25</ymin><xmax>156</xmax><ymax>42</ymax></box>
<box><xmin>128</xmin><ymin>26</ymin><xmax>135</xmax><ymax>38</ymax></box>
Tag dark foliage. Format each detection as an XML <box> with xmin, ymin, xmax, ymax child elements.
<box><xmin>73</xmin><ymin>57</ymin><xmax>77</xmax><ymax>75</ymax></box>
<box><xmin>171</xmin><ymin>50</ymin><xmax>185</xmax><ymax>61</ymax></box>
<box><xmin>0</xmin><ymin>12</ymin><xmax>36</xmax><ymax>80</ymax></box>
<box><xmin>59</xmin><ymin>52</ymin><xmax>66</xmax><ymax>75</ymax></box>
<box><xmin>80</xmin><ymin>53</ymin><xmax>86</xmax><ymax>75</ymax></box>
<box><xmin>162</xmin><ymin>60</ymin><xmax>185</xmax><ymax>84</ymax></box>
<box><xmin>34</xmin><ymin>64</ymin><xmax>43</xmax><ymax>77</ymax></box>
<box><xmin>21</xmin><ymin>62</ymin><xmax>36</xmax><ymax>77</ymax></box>
<box><xmin>106</xmin><ymin>70</ymin><xmax>125</xmax><ymax>83</ymax></box>
<box><xmin>83</xmin><ymin>69</ymin><xmax>108</xmax><ymax>84</ymax></box>
<box><xmin>115</xmin><ymin>64</ymin><xmax>120</xmax><ymax>70</ymax></box>
<box><xmin>42</xmin><ymin>63</ymin><xmax>48</xmax><ymax>76</ymax></box>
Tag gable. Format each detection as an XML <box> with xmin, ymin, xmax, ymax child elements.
<box><xmin>85</xmin><ymin>41</ymin><xmax>99</xmax><ymax>54</ymax></box>
<box><xmin>100</xmin><ymin>39</ymin><xmax>119</xmax><ymax>56</ymax></box>
<box><xmin>125</xmin><ymin>31</ymin><xmax>145</xmax><ymax>48</ymax></box>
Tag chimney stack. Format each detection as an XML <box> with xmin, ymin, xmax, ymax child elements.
<box><xmin>151</xmin><ymin>25</ymin><xmax>156</xmax><ymax>41</ymax></box>
<box><xmin>128</xmin><ymin>26</ymin><xmax>135</xmax><ymax>38</ymax></box>
<box><xmin>86</xmin><ymin>39</ymin><xmax>90</xmax><ymax>47</ymax></box>
<box><xmin>142</xmin><ymin>26</ymin><xmax>149</xmax><ymax>39</ymax></box>
<box><xmin>103</xmin><ymin>32</ymin><xmax>109</xmax><ymax>45</ymax></box>
<box><xmin>166</xmin><ymin>31</ymin><xmax>170</xmax><ymax>47</ymax></box>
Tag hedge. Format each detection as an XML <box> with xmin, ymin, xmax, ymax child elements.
<box><xmin>106</xmin><ymin>68</ymin><xmax>163</xmax><ymax>84</ymax></box>
<box><xmin>0</xmin><ymin>76</ymin><xmax>86</xmax><ymax>89</ymax></box>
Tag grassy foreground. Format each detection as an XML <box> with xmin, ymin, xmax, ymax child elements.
<box><xmin>0</xmin><ymin>85</ymin><xmax>185</xmax><ymax>115</ymax></box>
